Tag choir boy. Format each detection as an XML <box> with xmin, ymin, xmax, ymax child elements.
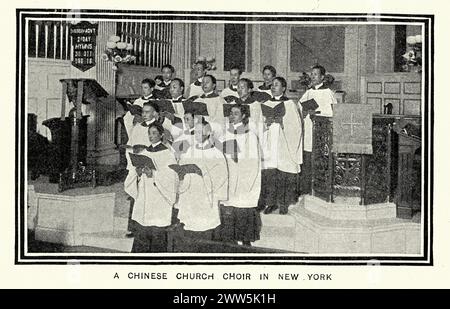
<box><xmin>124</xmin><ymin>123</ymin><xmax>179</xmax><ymax>252</ymax></box>
<box><xmin>258</xmin><ymin>77</ymin><xmax>303</xmax><ymax>215</ymax></box>
<box><xmin>220</xmin><ymin>66</ymin><xmax>242</xmax><ymax>102</ymax></box>
<box><xmin>216</xmin><ymin>104</ymin><xmax>262</xmax><ymax>246</ymax></box>
<box><xmin>298</xmin><ymin>65</ymin><xmax>337</xmax><ymax>195</ymax></box>
<box><xmin>187</xmin><ymin>61</ymin><xmax>208</xmax><ymax>98</ymax></box>
<box><xmin>196</xmin><ymin>75</ymin><xmax>227</xmax><ymax>133</ymax></box>
<box><xmin>176</xmin><ymin>122</ymin><xmax>229</xmax><ymax>242</ymax></box>
<box><xmin>257</xmin><ymin>65</ymin><xmax>277</xmax><ymax>95</ymax></box>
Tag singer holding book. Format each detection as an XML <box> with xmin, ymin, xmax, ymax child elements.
<box><xmin>124</xmin><ymin>123</ymin><xmax>179</xmax><ymax>253</ymax></box>
<box><xmin>298</xmin><ymin>65</ymin><xmax>337</xmax><ymax>195</ymax></box>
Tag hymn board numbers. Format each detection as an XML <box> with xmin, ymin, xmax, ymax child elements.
<box><xmin>69</xmin><ymin>21</ymin><xmax>98</xmax><ymax>72</ymax></box>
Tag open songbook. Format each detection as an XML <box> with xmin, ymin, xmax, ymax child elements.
<box><xmin>300</xmin><ymin>98</ymin><xmax>319</xmax><ymax>112</ymax></box>
<box><xmin>182</xmin><ymin>100</ymin><xmax>209</xmax><ymax>116</ymax></box>
<box><xmin>127</xmin><ymin>104</ymin><xmax>143</xmax><ymax>116</ymax></box>
<box><xmin>260</xmin><ymin>102</ymin><xmax>286</xmax><ymax>120</ymax></box>
<box><xmin>168</xmin><ymin>164</ymin><xmax>203</xmax><ymax>180</ymax></box>
<box><xmin>251</xmin><ymin>91</ymin><xmax>272</xmax><ymax>102</ymax></box>
<box><xmin>128</xmin><ymin>153</ymin><xmax>157</xmax><ymax>170</ymax></box>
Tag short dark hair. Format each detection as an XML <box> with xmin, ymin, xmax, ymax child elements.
<box><xmin>203</xmin><ymin>74</ymin><xmax>216</xmax><ymax>85</ymax></box>
<box><xmin>154</xmin><ymin>75</ymin><xmax>163</xmax><ymax>82</ymax></box>
<box><xmin>195</xmin><ymin>61</ymin><xmax>207</xmax><ymax>71</ymax></box>
<box><xmin>161</xmin><ymin>64</ymin><xmax>175</xmax><ymax>73</ymax></box>
<box><xmin>312</xmin><ymin>65</ymin><xmax>326</xmax><ymax>76</ymax></box>
<box><xmin>142</xmin><ymin>78</ymin><xmax>156</xmax><ymax>88</ymax></box>
<box><xmin>143</xmin><ymin>101</ymin><xmax>160</xmax><ymax>113</ymax></box>
<box><xmin>148</xmin><ymin>123</ymin><xmax>165</xmax><ymax>136</ymax></box>
<box><xmin>273</xmin><ymin>76</ymin><xmax>287</xmax><ymax>89</ymax></box>
<box><xmin>172</xmin><ymin>78</ymin><xmax>185</xmax><ymax>89</ymax></box>
<box><xmin>262</xmin><ymin>65</ymin><xmax>277</xmax><ymax>76</ymax></box>
<box><xmin>230</xmin><ymin>66</ymin><xmax>243</xmax><ymax>75</ymax></box>
<box><xmin>239</xmin><ymin>78</ymin><xmax>254</xmax><ymax>90</ymax></box>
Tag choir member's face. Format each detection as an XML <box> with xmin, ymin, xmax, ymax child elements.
<box><xmin>141</xmin><ymin>83</ymin><xmax>153</xmax><ymax>96</ymax></box>
<box><xmin>237</xmin><ymin>80</ymin><xmax>250</xmax><ymax>99</ymax></box>
<box><xmin>162</xmin><ymin>67</ymin><xmax>173</xmax><ymax>82</ymax></box>
<box><xmin>155</xmin><ymin>78</ymin><xmax>163</xmax><ymax>86</ymax></box>
<box><xmin>142</xmin><ymin>105</ymin><xmax>156</xmax><ymax>122</ymax></box>
<box><xmin>184</xmin><ymin>113</ymin><xmax>195</xmax><ymax>129</ymax></box>
<box><xmin>148</xmin><ymin>127</ymin><xmax>162</xmax><ymax>144</ymax></box>
<box><xmin>202</xmin><ymin>76</ymin><xmax>215</xmax><ymax>93</ymax></box>
<box><xmin>263</xmin><ymin>69</ymin><xmax>274</xmax><ymax>84</ymax></box>
<box><xmin>311</xmin><ymin>68</ymin><xmax>325</xmax><ymax>86</ymax></box>
<box><xmin>230</xmin><ymin>107</ymin><xmax>244</xmax><ymax>124</ymax></box>
<box><xmin>170</xmin><ymin>80</ymin><xmax>184</xmax><ymax>99</ymax></box>
<box><xmin>194</xmin><ymin>63</ymin><xmax>206</xmax><ymax>79</ymax></box>
<box><xmin>230</xmin><ymin>69</ymin><xmax>241</xmax><ymax>86</ymax></box>
<box><xmin>271</xmin><ymin>79</ymin><xmax>285</xmax><ymax>97</ymax></box>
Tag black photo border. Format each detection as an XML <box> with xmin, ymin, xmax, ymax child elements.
<box><xmin>15</xmin><ymin>9</ymin><xmax>434</xmax><ymax>265</ymax></box>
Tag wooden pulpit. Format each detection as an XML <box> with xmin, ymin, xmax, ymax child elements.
<box><xmin>311</xmin><ymin>112</ymin><xmax>421</xmax><ymax>218</ymax></box>
<box><xmin>43</xmin><ymin>78</ymin><xmax>121</xmax><ymax>191</ymax></box>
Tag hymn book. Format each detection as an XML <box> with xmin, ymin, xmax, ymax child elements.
<box><xmin>168</xmin><ymin>164</ymin><xmax>203</xmax><ymax>179</ymax></box>
<box><xmin>128</xmin><ymin>153</ymin><xmax>157</xmax><ymax>170</ymax></box>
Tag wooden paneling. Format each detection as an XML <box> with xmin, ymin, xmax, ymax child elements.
<box><xmin>362</xmin><ymin>73</ymin><xmax>422</xmax><ymax>116</ymax></box>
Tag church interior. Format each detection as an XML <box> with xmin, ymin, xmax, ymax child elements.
<box><xmin>25</xmin><ymin>17</ymin><xmax>425</xmax><ymax>255</ymax></box>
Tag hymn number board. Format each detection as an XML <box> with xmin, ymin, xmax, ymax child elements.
<box><xmin>69</xmin><ymin>21</ymin><xmax>98</xmax><ymax>72</ymax></box>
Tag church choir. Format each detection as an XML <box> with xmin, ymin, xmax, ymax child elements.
<box><xmin>123</xmin><ymin>61</ymin><xmax>336</xmax><ymax>252</ymax></box>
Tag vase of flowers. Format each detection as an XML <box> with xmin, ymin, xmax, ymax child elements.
<box><xmin>102</xmin><ymin>35</ymin><xmax>136</xmax><ymax>71</ymax></box>
<box><xmin>401</xmin><ymin>34</ymin><xmax>422</xmax><ymax>73</ymax></box>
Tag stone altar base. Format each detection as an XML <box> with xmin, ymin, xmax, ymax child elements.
<box><xmin>255</xmin><ymin>195</ymin><xmax>421</xmax><ymax>254</ymax></box>
<box><xmin>33</xmin><ymin>192</ymin><xmax>115</xmax><ymax>246</ymax></box>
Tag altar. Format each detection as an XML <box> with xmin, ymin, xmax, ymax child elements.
<box><xmin>309</xmin><ymin>111</ymin><xmax>421</xmax><ymax>219</ymax></box>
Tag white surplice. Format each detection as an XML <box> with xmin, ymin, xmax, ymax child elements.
<box><xmin>124</xmin><ymin>145</ymin><xmax>179</xmax><ymax>227</ymax></box>
<box><xmin>298</xmin><ymin>83</ymin><xmax>337</xmax><ymax>152</ymax></box>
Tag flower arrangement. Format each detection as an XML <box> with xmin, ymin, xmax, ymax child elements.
<box><xmin>193</xmin><ymin>56</ymin><xmax>217</xmax><ymax>71</ymax></box>
<box><xmin>102</xmin><ymin>35</ymin><xmax>136</xmax><ymax>71</ymax></box>
<box><xmin>401</xmin><ymin>34</ymin><xmax>422</xmax><ymax>73</ymax></box>
<box><xmin>298</xmin><ymin>67</ymin><xmax>335</xmax><ymax>89</ymax></box>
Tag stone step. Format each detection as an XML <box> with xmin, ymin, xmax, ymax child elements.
<box><xmin>81</xmin><ymin>231</ymin><xmax>133</xmax><ymax>252</ymax></box>
<box><xmin>254</xmin><ymin>210</ymin><xmax>298</xmax><ymax>252</ymax></box>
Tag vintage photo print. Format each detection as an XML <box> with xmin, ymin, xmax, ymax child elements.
<box><xmin>15</xmin><ymin>7</ymin><xmax>432</xmax><ymax>269</ymax></box>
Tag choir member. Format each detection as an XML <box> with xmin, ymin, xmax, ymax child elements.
<box><xmin>154</xmin><ymin>75</ymin><xmax>164</xmax><ymax>91</ymax></box>
<box><xmin>153</xmin><ymin>64</ymin><xmax>175</xmax><ymax>99</ymax></box>
<box><xmin>176</xmin><ymin>122</ymin><xmax>229</xmax><ymax>242</ymax></box>
<box><xmin>257</xmin><ymin>65</ymin><xmax>277</xmax><ymax>95</ymax></box>
<box><xmin>127</xmin><ymin>101</ymin><xmax>182</xmax><ymax>148</ymax></box>
<box><xmin>122</xmin><ymin>78</ymin><xmax>157</xmax><ymax>138</ymax></box>
<box><xmin>196</xmin><ymin>75</ymin><xmax>227</xmax><ymax>134</ymax></box>
<box><xmin>187</xmin><ymin>60</ymin><xmax>208</xmax><ymax>98</ymax></box>
<box><xmin>298</xmin><ymin>65</ymin><xmax>337</xmax><ymax>195</ymax></box>
<box><xmin>124</xmin><ymin>123</ymin><xmax>179</xmax><ymax>252</ymax></box>
<box><xmin>236</xmin><ymin>78</ymin><xmax>264</xmax><ymax>135</ymax></box>
<box><xmin>220</xmin><ymin>66</ymin><xmax>242</xmax><ymax>102</ymax></box>
<box><xmin>258</xmin><ymin>77</ymin><xmax>303</xmax><ymax>215</ymax></box>
<box><xmin>167</xmin><ymin>78</ymin><xmax>186</xmax><ymax>117</ymax></box>
<box><xmin>131</xmin><ymin>78</ymin><xmax>157</xmax><ymax>107</ymax></box>
<box><xmin>160</xmin><ymin>64</ymin><xmax>175</xmax><ymax>89</ymax></box>
<box><xmin>216</xmin><ymin>104</ymin><xmax>262</xmax><ymax>246</ymax></box>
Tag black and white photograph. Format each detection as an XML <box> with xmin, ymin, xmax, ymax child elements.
<box><xmin>14</xmin><ymin>6</ymin><xmax>432</xmax><ymax>267</ymax></box>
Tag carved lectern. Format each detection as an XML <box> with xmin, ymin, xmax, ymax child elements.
<box><xmin>43</xmin><ymin>78</ymin><xmax>122</xmax><ymax>191</ymax></box>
